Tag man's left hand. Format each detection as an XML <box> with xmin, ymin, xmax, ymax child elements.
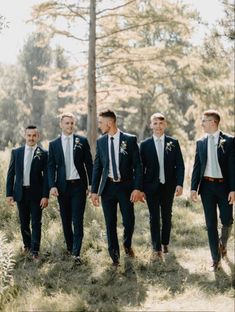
<box><xmin>175</xmin><ymin>186</ymin><xmax>183</xmax><ymax>197</ymax></box>
<box><xmin>228</xmin><ymin>191</ymin><xmax>235</xmax><ymax>205</ymax></box>
<box><xmin>40</xmin><ymin>197</ymin><xmax>49</xmax><ymax>209</ymax></box>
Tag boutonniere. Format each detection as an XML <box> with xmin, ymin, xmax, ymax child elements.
<box><xmin>33</xmin><ymin>147</ymin><xmax>43</xmax><ymax>160</ymax></box>
<box><xmin>218</xmin><ymin>137</ymin><xmax>226</xmax><ymax>153</ymax></box>
<box><xmin>165</xmin><ymin>141</ymin><xmax>175</xmax><ymax>153</ymax></box>
<box><xmin>74</xmin><ymin>137</ymin><xmax>83</xmax><ymax>150</ymax></box>
<box><xmin>120</xmin><ymin>140</ymin><xmax>128</xmax><ymax>155</ymax></box>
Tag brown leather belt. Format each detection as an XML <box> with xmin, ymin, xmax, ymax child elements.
<box><xmin>108</xmin><ymin>177</ymin><xmax>122</xmax><ymax>183</ymax></box>
<box><xmin>204</xmin><ymin>176</ymin><xmax>224</xmax><ymax>183</ymax></box>
<box><xmin>67</xmin><ymin>179</ymin><xmax>80</xmax><ymax>184</ymax></box>
<box><xmin>23</xmin><ymin>186</ymin><xmax>30</xmax><ymax>189</ymax></box>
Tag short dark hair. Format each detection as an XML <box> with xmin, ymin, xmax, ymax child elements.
<box><xmin>203</xmin><ymin>110</ymin><xmax>220</xmax><ymax>124</ymax></box>
<box><xmin>25</xmin><ymin>125</ymin><xmax>37</xmax><ymax>130</ymax></box>
<box><xmin>99</xmin><ymin>110</ymin><xmax>116</xmax><ymax>122</ymax></box>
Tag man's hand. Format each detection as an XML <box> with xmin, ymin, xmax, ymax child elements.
<box><xmin>191</xmin><ymin>190</ymin><xmax>198</xmax><ymax>202</ymax></box>
<box><xmin>86</xmin><ymin>185</ymin><xmax>91</xmax><ymax>196</ymax></box>
<box><xmin>228</xmin><ymin>191</ymin><xmax>235</xmax><ymax>205</ymax></box>
<box><xmin>91</xmin><ymin>193</ymin><xmax>100</xmax><ymax>207</ymax></box>
<box><xmin>40</xmin><ymin>197</ymin><xmax>49</xmax><ymax>209</ymax></box>
<box><xmin>50</xmin><ymin>187</ymin><xmax>59</xmax><ymax>197</ymax></box>
<box><xmin>130</xmin><ymin>190</ymin><xmax>142</xmax><ymax>203</ymax></box>
<box><xmin>175</xmin><ymin>186</ymin><xmax>183</xmax><ymax>197</ymax></box>
<box><xmin>6</xmin><ymin>196</ymin><xmax>14</xmax><ymax>206</ymax></box>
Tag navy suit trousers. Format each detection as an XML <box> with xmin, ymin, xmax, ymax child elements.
<box><xmin>101</xmin><ymin>180</ymin><xmax>135</xmax><ymax>262</ymax></box>
<box><xmin>58</xmin><ymin>180</ymin><xmax>86</xmax><ymax>256</ymax></box>
<box><xmin>200</xmin><ymin>180</ymin><xmax>233</xmax><ymax>262</ymax></box>
<box><xmin>17</xmin><ymin>188</ymin><xmax>42</xmax><ymax>254</ymax></box>
<box><xmin>146</xmin><ymin>183</ymin><xmax>175</xmax><ymax>251</ymax></box>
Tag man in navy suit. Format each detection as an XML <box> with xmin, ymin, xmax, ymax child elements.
<box><xmin>191</xmin><ymin>110</ymin><xmax>235</xmax><ymax>271</ymax></box>
<box><xmin>91</xmin><ymin>110</ymin><xmax>142</xmax><ymax>266</ymax></box>
<box><xmin>140</xmin><ymin>113</ymin><xmax>185</xmax><ymax>260</ymax></box>
<box><xmin>48</xmin><ymin>113</ymin><xmax>93</xmax><ymax>264</ymax></box>
<box><xmin>6</xmin><ymin>125</ymin><xmax>49</xmax><ymax>260</ymax></box>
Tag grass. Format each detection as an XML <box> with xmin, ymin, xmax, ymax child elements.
<box><xmin>0</xmin><ymin>150</ymin><xmax>234</xmax><ymax>312</ymax></box>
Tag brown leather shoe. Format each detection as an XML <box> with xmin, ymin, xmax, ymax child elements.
<box><xmin>22</xmin><ymin>247</ymin><xmax>31</xmax><ymax>256</ymax></box>
<box><xmin>151</xmin><ymin>251</ymin><xmax>164</xmax><ymax>262</ymax></box>
<box><xmin>209</xmin><ymin>261</ymin><xmax>221</xmax><ymax>272</ymax></box>
<box><xmin>163</xmin><ymin>245</ymin><xmax>169</xmax><ymax>254</ymax></box>
<box><xmin>112</xmin><ymin>261</ymin><xmax>120</xmax><ymax>268</ymax></box>
<box><xmin>124</xmin><ymin>246</ymin><xmax>135</xmax><ymax>258</ymax></box>
<box><xmin>219</xmin><ymin>243</ymin><xmax>227</xmax><ymax>258</ymax></box>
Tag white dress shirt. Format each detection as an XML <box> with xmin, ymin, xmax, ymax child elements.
<box><xmin>61</xmin><ymin>134</ymin><xmax>80</xmax><ymax>180</ymax></box>
<box><xmin>23</xmin><ymin>144</ymin><xmax>37</xmax><ymax>186</ymax></box>
<box><xmin>204</xmin><ymin>130</ymin><xmax>223</xmax><ymax>178</ymax></box>
<box><xmin>108</xmin><ymin>130</ymin><xmax>121</xmax><ymax>179</ymax></box>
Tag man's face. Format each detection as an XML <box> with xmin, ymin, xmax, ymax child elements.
<box><xmin>60</xmin><ymin>116</ymin><xmax>75</xmax><ymax>135</ymax></box>
<box><xmin>150</xmin><ymin>118</ymin><xmax>167</xmax><ymax>137</ymax></box>
<box><xmin>24</xmin><ymin>129</ymin><xmax>39</xmax><ymax>147</ymax></box>
<box><xmin>201</xmin><ymin>116</ymin><xmax>216</xmax><ymax>133</ymax></box>
<box><xmin>98</xmin><ymin>116</ymin><xmax>111</xmax><ymax>134</ymax></box>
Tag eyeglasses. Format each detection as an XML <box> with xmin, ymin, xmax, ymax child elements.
<box><xmin>201</xmin><ymin>119</ymin><xmax>213</xmax><ymax>123</ymax></box>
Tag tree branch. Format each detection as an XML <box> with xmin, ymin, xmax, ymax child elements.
<box><xmin>96</xmin><ymin>0</ymin><xmax>136</xmax><ymax>15</ymax></box>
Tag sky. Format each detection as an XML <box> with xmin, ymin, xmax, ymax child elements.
<box><xmin>0</xmin><ymin>0</ymin><xmax>226</xmax><ymax>64</ymax></box>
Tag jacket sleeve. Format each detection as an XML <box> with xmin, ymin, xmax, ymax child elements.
<box><xmin>83</xmin><ymin>138</ymin><xmax>93</xmax><ymax>185</ymax></box>
<box><xmin>6</xmin><ymin>150</ymin><xmax>16</xmax><ymax>197</ymax></box>
<box><xmin>191</xmin><ymin>141</ymin><xmax>201</xmax><ymax>192</ymax></box>
<box><xmin>228</xmin><ymin>136</ymin><xmax>235</xmax><ymax>191</ymax></box>
<box><xmin>175</xmin><ymin>140</ymin><xmax>185</xmax><ymax>186</ymax></box>
<box><xmin>48</xmin><ymin>142</ymin><xmax>56</xmax><ymax>190</ymax></box>
<box><xmin>91</xmin><ymin>141</ymin><xmax>103</xmax><ymax>194</ymax></box>
<box><xmin>42</xmin><ymin>151</ymin><xmax>49</xmax><ymax>198</ymax></box>
<box><xmin>131</xmin><ymin>136</ymin><xmax>143</xmax><ymax>191</ymax></box>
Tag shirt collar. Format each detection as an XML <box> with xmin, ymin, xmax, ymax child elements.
<box><xmin>153</xmin><ymin>134</ymin><xmax>165</xmax><ymax>141</ymax></box>
<box><xmin>206</xmin><ymin>130</ymin><xmax>220</xmax><ymax>140</ymax></box>
<box><xmin>25</xmin><ymin>144</ymin><xmax>37</xmax><ymax>151</ymax></box>
<box><xmin>108</xmin><ymin>129</ymin><xmax>120</xmax><ymax>140</ymax></box>
<box><xmin>62</xmin><ymin>133</ymin><xmax>73</xmax><ymax>140</ymax></box>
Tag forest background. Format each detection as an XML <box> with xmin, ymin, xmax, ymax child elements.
<box><xmin>0</xmin><ymin>0</ymin><xmax>234</xmax><ymax>311</ymax></box>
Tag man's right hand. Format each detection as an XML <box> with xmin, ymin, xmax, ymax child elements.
<box><xmin>91</xmin><ymin>193</ymin><xmax>100</xmax><ymax>207</ymax></box>
<box><xmin>50</xmin><ymin>187</ymin><xmax>59</xmax><ymax>197</ymax></box>
<box><xmin>6</xmin><ymin>196</ymin><xmax>14</xmax><ymax>206</ymax></box>
<box><xmin>190</xmin><ymin>191</ymin><xmax>198</xmax><ymax>202</ymax></box>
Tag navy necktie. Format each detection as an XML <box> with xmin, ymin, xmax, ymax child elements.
<box><xmin>110</xmin><ymin>137</ymin><xmax>118</xmax><ymax>180</ymax></box>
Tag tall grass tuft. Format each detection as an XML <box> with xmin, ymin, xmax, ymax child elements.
<box><xmin>0</xmin><ymin>232</ymin><xmax>15</xmax><ymax>307</ymax></box>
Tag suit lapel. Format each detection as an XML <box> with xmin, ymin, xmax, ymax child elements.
<box><xmin>150</xmin><ymin>136</ymin><xmax>159</xmax><ymax>166</ymax></box>
<box><xmin>58</xmin><ymin>137</ymin><xmax>65</xmax><ymax>163</ymax></box>
<box><xmin>119</xmin><ymin>132</ymin><xmax>124</xmax><ymax>166</ymax></box>
<box><xmin>19</xmin><ymin>146</ymin><xmax>25</xmax><ymax>176</ymax></box>
<box><xmin>200</xmin><ymin>136</ymin><xmax>207</xmax><ymax>171</ymax></box>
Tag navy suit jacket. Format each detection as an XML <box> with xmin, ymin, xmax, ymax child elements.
<box><xmin>140</xmin><ymin>135</ymin><xmax>185</xmax><ymax>194</ymax></box>
<box><xmin>191</xmin><ymin>131</ymin><xmax>235</xmax><ymax>194</ymax></box>
<box><xmin>91</xmin><ymin>132</ymin><xmax>143</xmax><ymax>195</ymax></box>
<box><xmin>6</xmin><ymin>146</ymin><xmax>49</xmax><ymax>202</ymax></box>
<box><xmin>48</xmin><ymin>134</ymin><xmax>93</xmax><ymax>194</ymax></box>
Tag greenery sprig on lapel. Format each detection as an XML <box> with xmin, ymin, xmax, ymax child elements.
<box><xmin>33</xmin><ymin>147</ymin><xmax>43</xmax><ymax>160</ymax></box>
<box><xmin>74</xmin><ymin>137</ymin><xmax>83</xmax><ymax>150</ymax></box>
<box><xmin>218</xmin><ymin>137</ymin><xmax>226</xmax><ymax>153</ymax></box>
<box><xmin>165</xmin><ymin>141</ymin><xmax>175</xmax><ymax>153</ymax></box>
<box><xmin>120</xmin><ymin>140</ymin><xmax>128</xmax><ymax>155</ymax></box>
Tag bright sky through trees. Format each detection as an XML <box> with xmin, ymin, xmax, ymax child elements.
<box><xmin>0</xmin><ymin>0</ymin><xmax>225</xmax><ymax>64</ymax></box>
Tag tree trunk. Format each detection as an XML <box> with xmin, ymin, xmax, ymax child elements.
<box><xmin>87</xmin><ymin>0</ymin><xmax>97</xmax><ymax>157</ymax></box>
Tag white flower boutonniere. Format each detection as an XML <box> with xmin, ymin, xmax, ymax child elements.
<box><xmin>34</xmin><ymin>147</ymin><xmax>43</xmax><ymax>160</ymax></box>
<box><xmin>165</xmin><ymin>141</ymin><xmax>175</xmax><ymax>153</ymax></box>
<box><xmin>120</xmin><ymin>140</ymin><xmax>128</xmax><ymax>155</ymax></box>
<box><xmin>74</xmin><ymin>137</ymin><xmax>83</xmax><ymax>150</ymax></box>
<box><xmin>218</xmin><ymin>137</ymin><xmax>226</xmax><ymax>153</ymax></box>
